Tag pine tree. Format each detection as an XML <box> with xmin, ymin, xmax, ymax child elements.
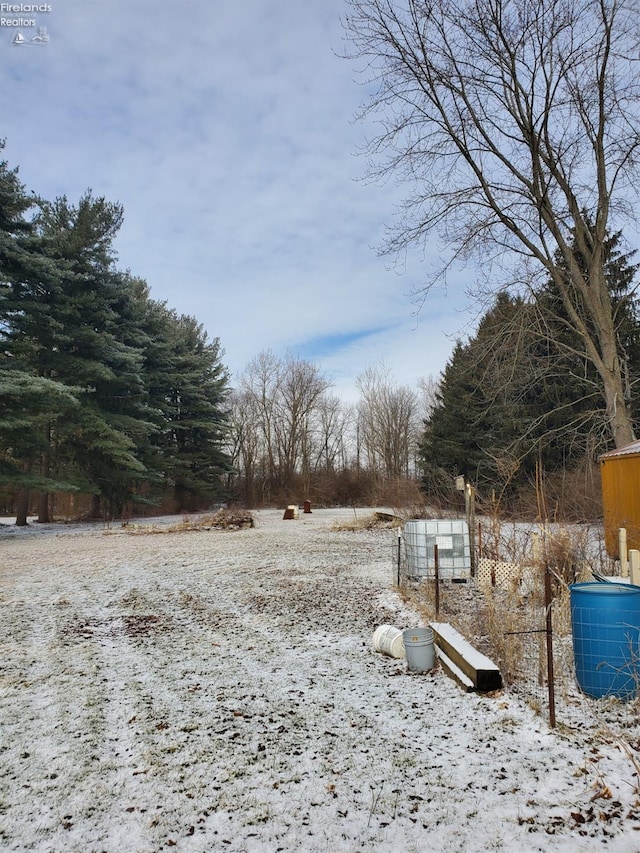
<box><xmin>421</xmin><ymin>295</ymin><xmax>535</xmax><ymax>494</ymax></box>
<box><xmin>0</xmin><ymin>145</ymin><xmax>83</xmax><ymax>520</ymax></box>
<box><xmin>31</xmin><ymin>193</ymin><xmax>157</xmax><ymax>517</ymax></box>
<box><xmin>420</xmin><ymin>230</ymin><xmax>640</xmax><ymax>502</ymax></box>
<box><xmin>0</xmin><ymin>366</ymin><xmax>80</xmax><ymax>523</ymax></box>
<box><xmin>533</xmin><ymin>227</ymin><xmax>640</xmax><ymax>453</ymax></box>
<box><xmin>165</xmin><ymin>315</ymin><xmax>230</xmax><ymax>511</ymax></box>
<box><xmin>1</xmin><ymin>149</ymin><xmax>232</xmax><ymax>519</ymax></box>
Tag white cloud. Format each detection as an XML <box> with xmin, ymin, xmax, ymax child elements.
<box><xmin>0</xmin><ymin>0</ymin><xmax>477</xmax><ymax>398</ymax></box>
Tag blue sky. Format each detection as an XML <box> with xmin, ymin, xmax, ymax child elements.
<box><xmin>0</xmin><ymin>0</ymin><xmax>475</xmax><ymax>401</ymax></box>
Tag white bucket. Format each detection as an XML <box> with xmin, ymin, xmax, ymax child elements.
<box><xmin>403</xmin><ymin>627</ymin><xmax>435</xmax><ymax>673</ymax></box>
<box><xmin>372</xmin><ymin>624</ymin><xmax>405</xmax><ymax>659</ymax></box>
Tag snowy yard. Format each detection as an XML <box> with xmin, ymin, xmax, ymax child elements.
<box><xmin>2</xmin><ymin>508</ymin><xmax>640</xmax><ymax>852</ymax></box>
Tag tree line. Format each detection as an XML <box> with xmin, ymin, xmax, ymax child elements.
<box><xmin>228</xmin><ymin>356</ymin><xmax>425</xmax><ymax>507</ymax></box>
<box><xmin>4</xmin><ymin>116</ymin><xmax>640</xmax><ymax>522</ymax></box>
<box><xmin>420</xmin><ymin>230</ymin><xmax>640</xmax><ymax>515</ymax></box>
<box><xmin>0</xmin><ymin>146</ymin><xmax>230</xmax><ymax>523</ymax></box>
<box><xmin>0</xmin><ymin>147</ymin><xmax>426</xmax><ymax>521</ymax></box>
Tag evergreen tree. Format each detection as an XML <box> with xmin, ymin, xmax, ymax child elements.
<box><xmin>0</xmin><ymin>145</ymin><xmax>84</xmax><ymax>520</ymax></box>
<box><xmin>421</xmin><ymin>231</ymin><xmax>640</xmax><ymax>502</ymax></box>
<box><xmin>1</xmin><ymin>148</ymin><xmax>232</xmax><ymax>519</ymax></box>
<box><xmin>0</xmin><ymin>366</ymin><xmax>80</xmax><ymax>523</ymax></box>
<box><xmin>166</xmin><ymin>315</ymin><xmax>230</xmax><ymax>511</ymax></box>
<box><xmin>421</xmin><ymin>294</ymin><xmax>536</xmax><ymax>494</ymax></box>
<box><xmin>117</xmin><ymin>288</ymin><xmax>232</xmax><ymax>512</ymax></box>
<box><xmin>28</xmin><ymin>192</ymin><xmax>155</xmax><ymax>517</ymax></box>
<box><xmin>533</xmin><ymin>227</ymin><xmax>640</xmax><ymax>454</ymax></box>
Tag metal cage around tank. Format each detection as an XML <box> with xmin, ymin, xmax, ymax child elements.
<box><xmin>403</xmin><ymin>519</ymin><xmax>471</xmax><ymax>581</ymax></box>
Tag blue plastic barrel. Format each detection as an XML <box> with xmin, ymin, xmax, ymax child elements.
<box><xmin>570</xmin><ymin>582</ymin><xmax>640</xmax><ymax>699</ymax></box>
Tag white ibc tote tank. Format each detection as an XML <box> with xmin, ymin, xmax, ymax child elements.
<box><xmin>403</xmin><ymin>519</ymin><xmax>471</xmax><ymax>580</ymax></box>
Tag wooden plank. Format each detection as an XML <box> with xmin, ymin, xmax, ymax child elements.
<box><xmin>431</xmin><ymin>622</ymin><xmax>502</xmax><ymax>692</ymax></box>
<box><xmin>436</xmin><ymin>648</ymin><xmax>475</xmax><ymax>692</ymax></box>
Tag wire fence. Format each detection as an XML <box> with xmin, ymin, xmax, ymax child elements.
<box><xmin>391</xmin><ymin>536</ymin><xmax>610</xmax><ymax>727</ymax></box>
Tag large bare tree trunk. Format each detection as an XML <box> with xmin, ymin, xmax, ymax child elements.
<box><xmin>602</xmin><ymin>368</ymin><xmax>635</xmax><ymax>449</ymax></box>
<box><xmin>345</xmin><ymin>0</ymin><xmax>640</xmax><ymax>449</ymax></box>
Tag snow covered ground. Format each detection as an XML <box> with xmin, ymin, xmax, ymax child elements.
<box><xmin>2</xmin><ymin>507</ymin><xmax>640</xmax><ymax>852</ymax></box>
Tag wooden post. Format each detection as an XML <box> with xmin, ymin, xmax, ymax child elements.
<box><xmin>544</xmin><ymin>568</ymin><xmax>556</xmax><ymax>728</ymax></box>
<box><xmin>620</xmin><ymin>528</ymin><xmax>629</xmax><ymax>577</ymax></box>
<box><xmin>531</xmin><ymin>531</ymin><xmax>540</xmax><ymax>563</ymax></box>
<box><xmin>629</xmin><ymin>549</ymin><xmax>640</xmax><ymax>586</ymax></box>
<box><xmin>466</xmin><ymin>484</ymin><xmax>476</xmax><ymax>577</ymax></box>
<box><xmin>431</xmin><ymin>623</ymin><xmax>502</xmax><ymax>691</ymax></box>
<box><xmin>434</xmin><ymin>543</ymin><xmax>440</xmax><ymax>618</ymax></box>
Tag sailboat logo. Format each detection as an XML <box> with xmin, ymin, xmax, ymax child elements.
<box><xmin>12</xmin><ymin>27</ymin><xmax>49</xmax><ymax>46</ymax></box>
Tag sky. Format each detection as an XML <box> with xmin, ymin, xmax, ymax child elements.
<box><xmin>0</xmin><ymin>0</ymin><xmax>477</xmax><ymax>402</ymax></box>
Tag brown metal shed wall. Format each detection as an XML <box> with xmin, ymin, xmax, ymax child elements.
<box><xmin>601</xmin><ymin>454</ymin><xmax>640</xmax><ymax>558</ymax></box>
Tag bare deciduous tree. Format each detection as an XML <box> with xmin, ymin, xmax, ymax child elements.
<box><xmin>239</xmin><ymin>350</ymin><xmax>281</xmax><ymax>503</ymax></box>
<box><xmin>417</xmin><ymin>375</ymin><xmax>440</xmax><ymax>424</ymax></box>
<box><xmin>344</xmin><ymin>0</ymin><xmax>640</xmax><ymax>447</ymax></box>
<box><xmin>275</xmin><ymin>354</ymin><xmax>332</xmax><ymax>490</ymax></box>
<box><xmin>313</xmin><ymin>393</ymin><xmax>353</xmax><ymax>473</ymax></box>
<box><xmin>356</xmin><ymin>363</ymin><xmax>420</xmax><ymax>476</ymax></box>
<box><xmin>229</xmin><ymin>351</ymin><xmax>334</xmax><ymax>503</ymax></box>
<box><xmin>228</xmin><ymin>388</ymin><xmax>261</xmax><ymax>506</ymax></box>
